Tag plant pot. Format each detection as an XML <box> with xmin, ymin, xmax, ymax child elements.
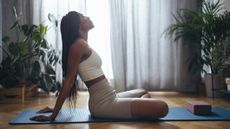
<box><xmin>25</xmin><ymin>84</ymin><xmax>38</xmax><ymax>97</ymax></box>
<box><xmin>0</xmin><ymin>83</ymin><xmax>25</xmax><ymax>103</ymax></box>
<box><xmin>227</xmin><ymin>85</ymin><xmax>230</xmax><ymax>91</ymax></box>
<box><xmin>226</xmin><ymin>78</ymin><xmax>230</xmax><ymax>91</ymax></box>
<box><xmin>204</xmin><ymin>74</ymin><xmax>224</xmax><ymax>98</ymax></box>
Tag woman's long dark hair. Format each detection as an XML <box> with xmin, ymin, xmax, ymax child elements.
<box><xmin>61</xmin><ymin>11</ymin><xmax>80</xmax><ymax>107</ymax></box>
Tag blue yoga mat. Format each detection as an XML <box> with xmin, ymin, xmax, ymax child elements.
<box><xmin>9</xmin><ymin>107</ymin><xmax>230</xmax><ymax>125</ymax></box>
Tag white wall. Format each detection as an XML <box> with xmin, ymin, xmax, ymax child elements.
<box><xmin>224</xmin><ymin>0</ymin><xmax>230</xmax><ymax>10</ymax></box>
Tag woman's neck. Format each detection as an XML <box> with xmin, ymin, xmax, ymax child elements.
<box><xmin>80</xmin><ymin>31</ymin><xmax>88</xmax><ymax>41</ymax></box>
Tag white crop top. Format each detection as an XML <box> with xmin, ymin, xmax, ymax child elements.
<box><xmin>78</xmin><ymin>49</ymin><xmax>104</xmax><ymax>81</ymax></box>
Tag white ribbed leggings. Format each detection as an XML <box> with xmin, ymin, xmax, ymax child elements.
<box><xmin>88</xmin><ymin>78</ymin><xmax>135</xmax><ymax>118</ymax></box>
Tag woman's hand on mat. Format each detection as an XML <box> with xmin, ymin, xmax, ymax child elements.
<box><xmin>30</xmin><ymin>115</ymin><xmax>54</xmax><ymax>121</ymax></box>
<box><xmin>37</xmin><ymin>106</ymin><xmax>54</xmax><ymax>113</ymax></box>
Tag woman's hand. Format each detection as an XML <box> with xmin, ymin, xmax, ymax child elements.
<box><xmin>30</xmin><ymin>115</ymin><xmax>55</xmax><ymax>121</ymax></box>
<box><xmin>36</xmin><ymin>106</ymin><xmax>53</xmax><ymax>113</ymax></box>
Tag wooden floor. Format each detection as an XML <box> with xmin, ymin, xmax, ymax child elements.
<box><xmin>0</xmin><ymin>91</ymin><xmax>230</xmax><ymax>129</ymax></box>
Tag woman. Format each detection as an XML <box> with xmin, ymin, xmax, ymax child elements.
<box><xmin>30</xmin><ymin>11</ymin><xmax>168</xmax><ymax>121</ymax></box>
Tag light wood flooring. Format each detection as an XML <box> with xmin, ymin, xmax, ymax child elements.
<box><xmin>0</xmin><ymin>91</ymin><xmax>230</xmax><ymax>129</ymax></box>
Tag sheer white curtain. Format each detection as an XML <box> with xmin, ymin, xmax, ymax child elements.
<box><xmin>109</xmin><ymin>0</ymin><xmax>201</xmax><ymax>92</ymax></box>
<box><xmin>32</xmin><ymin>0</ymin><xmax>201</xmax><ymax>92</ymax></box>
<box><xmin>32</xmin><ymin>0</ymin><xmax>113</xmax><ymax>87</ymax></box>
<box><xmin>1</xmin><ymin>0</ymin><xmax>32</xmax><ymax>63</ymax></box>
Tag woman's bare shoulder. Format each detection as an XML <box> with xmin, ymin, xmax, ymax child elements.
<box><xmin>69</xmin><ymin>39</ymin><xmax>89</xmax><ymax>56</ymax></box>
<box><xmin>74</xmin><ymin>39</ymin><xmax>88</xmax><ymax>49</ymax></box>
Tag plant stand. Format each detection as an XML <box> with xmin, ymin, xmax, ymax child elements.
<box><xmin>25</xmin><ymin>84</ymin><xmax>38</xmax><ymax>97</ymax></box>
<box><xmin>205</xmin><ymin>74</ymin><xmax>225</xmax><ymax>98</ymax></box>
<box><xmin>0</xmin><ymin>84</ymin><xmax>25</xmax><ymax>104</ymax></box>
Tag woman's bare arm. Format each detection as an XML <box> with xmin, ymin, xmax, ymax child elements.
<box><xmin>30</xmin><ymin>41</ymin><xmax>87</xmax><ymax>121</ymax></box>
<box><xmin>50</xmin><ymin>42</ymin><xmax>86</xmax><ymax>119</ymax></box>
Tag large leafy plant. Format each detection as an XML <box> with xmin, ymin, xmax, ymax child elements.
<box><xmin>0</xmin><ymin>7</ymin><xmax>60</xmax><ymax>92</ymax></box>
<box><xmin>213</xmin><ymin>37</ymin><xmax>230</xmax><ymax>78</ymax></box>
<box><xmin>166</xmin><ymin>0</ymin><xmax>230</xmax><ymax>74</ymax></box>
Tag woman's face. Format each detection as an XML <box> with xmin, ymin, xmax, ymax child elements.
<box><xmin>79</xmin><ymin>14</ymin><xmax>94</xmax><ymax>32</ymax></box>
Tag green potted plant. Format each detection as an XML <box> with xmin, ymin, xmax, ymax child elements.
<box><xmin>166</xmin><ymin>0</ymin><xmax>230</xmax><ymax>97</ymax></box>
<box><xmin>216</xmin><ymin>37</ymin><xmax>230</xmax><ymax>91</ymax></box>
<box><xmin>0</xmin><ymin>7</ymin><xmax>60</xmax><ymax>100</ymax></box>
